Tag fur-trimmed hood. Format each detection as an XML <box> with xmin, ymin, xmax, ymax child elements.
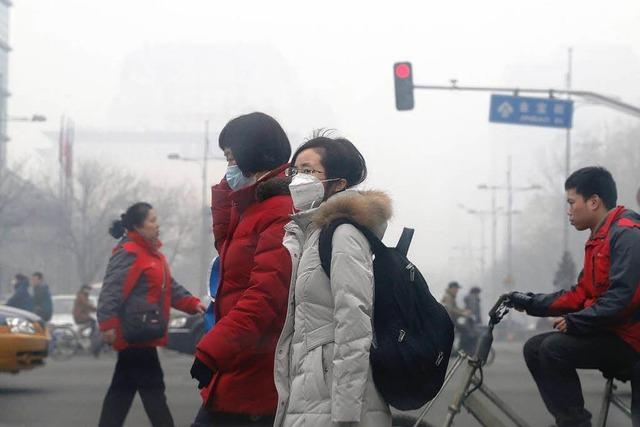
<box><xmin>256</xmin><ymin>176</ymin><xmax>291</xmax><ymax>202</ymax></box>
<box><xmin>311</xmin><ymin>190</ymin><xmax>392</xmax><ymax>238</ymax></box>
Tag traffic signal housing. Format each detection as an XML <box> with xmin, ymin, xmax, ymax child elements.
<box><xmin>394</xmin><ymin>62</ymin><xmax>414</xmax><ymax>111</ymax></box>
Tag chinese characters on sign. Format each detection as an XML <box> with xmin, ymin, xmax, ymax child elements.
<box><xmin>489</xmin><ymin>94</ymin><xmax>573</xmax><ymax>129</ymax></box>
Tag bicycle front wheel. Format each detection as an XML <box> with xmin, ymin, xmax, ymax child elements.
<box><xmin>49</xmin><ymin>326</ymin><xmax>78</xmax><ymax>361</ymax></box>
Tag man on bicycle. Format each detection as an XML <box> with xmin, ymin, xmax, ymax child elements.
<box><xmin>442</xmin><ymin>281</ymin><xmax>475</xmax><ymax>354</ymax></box>
<box><xmin>508</xmin><ymin>167</ymin><xmax>640</xmax><ymax>427</ymax></box>
<box><xmin>73</xmin><ymin>284</ymin><xmax>102</xmax><ymax>357</ymax></box>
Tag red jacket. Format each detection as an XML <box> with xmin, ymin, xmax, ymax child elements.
<box><xmin>527</xmin><ymin>206</ymin><xmax>640</xmax><ymax>351</ymax></box>
<box><xmin>97</xmin><ymin>231</ymin><xmax>201</xmax><ymax>351</ymax></box>
<box><xmin>196</xmin><ymin>164</ymin><xmax>293</xmax><ymax>415</ymax></box>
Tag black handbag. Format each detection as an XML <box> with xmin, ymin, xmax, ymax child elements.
<box><xmin>120</xmin><ymin>267</ymin><xmax>168</xmax><ymax>343</ymax></box>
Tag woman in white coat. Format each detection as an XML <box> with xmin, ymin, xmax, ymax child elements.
<box><xmin>274</xmin><ymin>133</ymin><xmax>393</xmax><ymax>427</ymax></box>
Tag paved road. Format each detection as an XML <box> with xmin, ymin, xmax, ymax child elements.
<box><xmin>0</xmin><ymin>343</ymin><xmax>632</xmax><ymax>426</ymax></box>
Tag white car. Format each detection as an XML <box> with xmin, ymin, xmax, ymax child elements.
<box><xmin>50</xmin><ymin>294</ymin><xmax>97</xmax><ymax>331</ymax></box>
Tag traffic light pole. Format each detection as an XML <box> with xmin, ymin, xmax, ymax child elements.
<box><xmin>412</xmin><ymin>83</ymin><xmax>640</xmax><ymax>118</ymax></box>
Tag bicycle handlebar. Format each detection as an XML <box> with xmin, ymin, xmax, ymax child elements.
<box><xmin>488</xmin><ymin>294</ymin><xmax>511</xmax><ymax>326</ymax></box>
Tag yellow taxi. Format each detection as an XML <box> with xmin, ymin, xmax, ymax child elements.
<box><xmin>0</xmin><ymin>304</ymin><xmax>50</xmax><ymax>373</ymax></box>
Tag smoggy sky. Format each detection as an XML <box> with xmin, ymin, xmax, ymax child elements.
<box><xmin>7</xmin><ymin>0</ymin><xmax>640</xmax><ymax>292</ymax></box>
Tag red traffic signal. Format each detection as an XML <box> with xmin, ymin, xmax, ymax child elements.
<box><xmin>394</xmin><ymin>62</ymin><xmax>414</xmax><ymax>111</ymax></box>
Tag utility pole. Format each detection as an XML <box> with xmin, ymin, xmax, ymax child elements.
<box><xmin>167</xmin><ymin>120</ymin><xmax>224</xmax><ymax>297</ymax></box>
<box><xmin>506</xmin><ymin>155</ymin><xmax>514</xmax><ymax>287</ymax></box>
<box><xmin>479</xmin><ymin>157</ymin><xmax>540</xmax><ymax>290</ymax></box>
<box><xmin>563</xmin><ymin>47</ymin><xmax>573</xmax><ymax>253</ymax></box>
<box><xmin>200</xmin><ymin>120</ymin><xmax>211</xmax><ymax>297</ymax></box>
<box><xmin>458</xmin><ymin>204</ymin><xmax>490</xmax><ymax>284</ymax></box>
<box><xmin>477</xmin><ymin>184</ymin><xmax>501</xmax><ymax>289</ymax></box>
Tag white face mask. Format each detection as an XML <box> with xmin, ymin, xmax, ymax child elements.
<box><xmin>288</xmin><ymin>174</ymin><xmax>326</xmax><ymax>211</ymax></box>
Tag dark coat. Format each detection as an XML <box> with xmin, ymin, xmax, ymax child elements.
<box><xmin>32</xmin><ymin>284</ymin><xmax>53</xmax><ymax>322</ymax></box>
<box><xmin>196</xmin><ymin>164</ymin><xmax>293</xmax><ymax>416</ymax></box>
<box><xmin>6</xmin><ymin>279</ymin><xmax>34</xmax><ymax>313</ymax></box>
<box><xmin>464</xmin><ymin>293</ymin><xmax>482</xmax><ymax>324</ymax></box>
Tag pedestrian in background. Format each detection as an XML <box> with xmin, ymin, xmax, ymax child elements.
<box><xmin>31</xmin><ymin>271</ymin><xmax>52</xmax><ymax>322</ymax></box>
<box><xmin>6</xmin><ymin>273</ymin><xmax>34</xmax><ymax>313</ymax></box>
<box><xmin>73</xmin><ymin>283</ymin><xmax>101</xmax><ymax>356</ymax></box>
<box><xmin>463</xmin><ymin>286</ymin><xmax>482</xmax><ymax>325</ymax></box>
<box><xmin>97</xmin><ymin>202</ymin><xmax>204</xmax><ymax>427</ymax></box>
<box><xmin>441</xmin><ymin>281</ymin><xmax>471</xmax><ymax>322</ymax></box>
<box><xmin>190</xmin><ymin>112</ymin><xmax>293</xmax><ymax>426</ymax></box>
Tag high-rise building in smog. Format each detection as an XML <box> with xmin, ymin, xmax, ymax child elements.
<box><xmin>0</xmin><ymin>0</ymin><xmax>10</xmax><ymax>169</ymax></box>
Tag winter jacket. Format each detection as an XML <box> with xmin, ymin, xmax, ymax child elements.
<box><xmin>73</xmin><ymin>290</ymin><xmax>96</xmax><ymax>324</ymax></box>
<box><xmin>441</xmin><ymin>289</ymin><xmax>467</xmax><ymax>321</ymax></box>
<box><xmin>527</xmin><ymin>206</ymin><xmax>640</xmax><ymax>351</ymax></box>
<box><xmin>464</xmin><ymin>293</ymin><xmax>482</xmax><ymax>324</ymax></box>
<box><xmin>32</xmin><ymin>284</ymin><xmax>53</xmax><ymax>322</ymax></box>
<box><xmin>97</xmin><ymin>231</ymin><xmax>201</xmax><ymax>351</ymax></box>
<box><xmin>196</xmin><ymin>164</ymin><xmax>294</xmax><ymax>416</ymax></box>
<box><xmin>274</xmin><ymin>190</ymin><xmax>393</xmax><ymax>427</ymax></box>
<box><xmin>6</xmin><ymin>279</ymin><xmax>34</xmax><ymax>313</ymax></box>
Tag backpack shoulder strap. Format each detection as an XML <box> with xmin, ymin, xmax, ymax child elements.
<box><xmin>396</xmin><ymin>228</ymin><xmax>414</xmax><ymax>256</ymax></box>
<box><xmin>318</xmin><ymin>218</ymin><xmax>383</xmax><ymax>278</ymax></box>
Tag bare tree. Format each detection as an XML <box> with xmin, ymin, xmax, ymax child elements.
<box><xmin>0</xmin><ymin>163</ymin><xmax>41</xmax><ymax>245</ymax></box>
<box><xmin>49</xmin><ymin>160</ymin><xmax>202</xmax><ymax>286</ymax></box>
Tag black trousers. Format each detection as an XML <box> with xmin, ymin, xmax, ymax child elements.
<box><xmin>524</xmin><ymin>331</ymin><xmax>639</xmax><ymax>427</ymax></box>
<box><xmin>191</xmin><ymin>406</ymin><xmax>275</xmax><ymax>427</ymax></box>
<box><xmin>98</xmin><ymin>347</ymin><xmax>174</xmax><ymax>427</ymax></box>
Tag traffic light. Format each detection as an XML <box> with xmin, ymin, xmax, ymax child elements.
<box><xmin>393</xmin><ymin>62</ymin><xmax>414</xmax><ymax>111</ymax></box>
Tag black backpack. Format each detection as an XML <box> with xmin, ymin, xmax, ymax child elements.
<box><xmin>318</xmin><ymin>218</ymin><xmax>454</xmax><ymax>410</ymax></box>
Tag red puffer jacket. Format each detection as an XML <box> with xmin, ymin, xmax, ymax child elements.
<box><xmin>527</xmin><ymin>206</ymin><xmax>640</xmax><ymax>351</ymax></box>
<box><xmin>97</xmin><ymin>231</ymin><xmax>201</xmax><ymax>351</ymax></box>
<box><xmin>196</xmin><ymin>164</ymin><xmax>293</xmax><ymax>416</ymax></box>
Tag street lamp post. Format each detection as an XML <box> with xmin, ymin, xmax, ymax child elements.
<box><xmin>6</xmin><ymin>114</ymin><xmax>47</xmax><ymax>122</ymax></box>
<box><xmin>478</xmin><ymin>157</ymin><xmax>541</xmax><ymax>290</ymax></box>
<box><xmin>0</xmin><ymin>114</ymin><xmax>47</xmax><ymax>170</ymax></box>
<box><xmin>458</xmin><ymin>204</ymin><xmax>490</xmax><ymax>283</ymax></box>
<box><xmin>167</xmin><ymin>120</ymin><xmax>224</xmax><ymax>296</ymax></box>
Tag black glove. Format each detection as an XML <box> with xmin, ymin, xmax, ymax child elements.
<box><xmin>190</xmin><ymin>357</ymin><xmax>214</xmax><ymax>390</ymax></box>
<box><xmin>505</xmin><ymin>291</ymin><xmax>533</xmax><ymax>311</ymax></box>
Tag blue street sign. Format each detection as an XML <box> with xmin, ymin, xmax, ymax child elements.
<box><xmin>489</xmin><ymin>94</ymin><xmax>573</xmax><ymax>129</ymax></box>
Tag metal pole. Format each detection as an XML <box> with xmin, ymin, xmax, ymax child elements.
<box><xmin>563</xmin><ymin>47</ymin><xmax>573</xmax><ymax>254</ymax></box>
<box><xmin>507</xmin><ymin>156</ymin><xmax>513</xmax><ymax>286</ymax></box>
<box><xmin>480</xmin><ymin>215</ymin><xmax>486</xmax><ymax>282</ymax></box>
<box><xmin>200</xmin><ymin>120</ymin><xmax>210</xmax><ymax>297</ymax></box>
<box><xmin>491</xmin><ymin>188</ymin><xmax>497</xmax><ymax>288</ymax></box>
<box><xmin>203</xmin><ymin>120</ymin><xmax>209</xmax><ymax>222</ymax></box>
<box><xmin>412</xmin><ymin>83</ymin><xmax>640</xmax><ymax>118</ymax></box>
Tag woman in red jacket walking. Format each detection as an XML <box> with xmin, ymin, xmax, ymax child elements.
<box><xmin>190</xmin><ymin>112</ymin><xmax>293</xmax><ymax>426</ymax></box>
<box><xmin>98</xmin><ymin>202</ymin><xmax>204</xmax><ymax>427</ymax></box>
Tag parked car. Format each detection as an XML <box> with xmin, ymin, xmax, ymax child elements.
<box><xmin>50</xmin><ymin>295</ymin><xmax>78</xmax><ymax>328</ymax></box>
<box><xmin>0</xmin><ymin>305</ymin><xmax>50</xmax><ymax>373</ymax></box>
<box><xmin>166</xmin><ymin>310</ymin><xmax>205</xmax><ymax>355</ymax></box>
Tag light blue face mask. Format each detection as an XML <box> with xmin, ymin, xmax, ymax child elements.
<box><xmin>225</xmin><ymin>165</ymin><xmax>255</xmax><ymax>191</ymax></box>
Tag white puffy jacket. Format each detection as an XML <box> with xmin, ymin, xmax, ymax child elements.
<box><xmin>274</xmin><ymin>190</ymin><xmax>393</xmax><ymax>427</ymax></box>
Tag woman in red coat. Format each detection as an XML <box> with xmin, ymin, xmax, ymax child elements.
<box><xmin>98</xmin><ymin>202</ymin><xmax>204</xmax><ymax>427</ymax></box>
<box><xmin>190</xmin><ymin>112</ymin><xmax>294</xmax><ymax>426</ymax></box>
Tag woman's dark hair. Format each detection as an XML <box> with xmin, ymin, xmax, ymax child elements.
<box><xmin>14</xmin><ymin>273</ymin><xmax>28</xmax><ymax>285</ymax></box>
<box><xmin>565</xmin><ymin>166</ymin><xmax>617</xmax><ymax>210</ymax></box>
<box><xmin>109</xmin><ymin>202</ymin><xmax>153</xmax><ymax>239</ymax></box>
<box><xmin>291</xmin><ymin>130</ymin><xmax>367</xmax><ymax>188</ymax></box>
<box><xmin>218</xmin><ymin>112</ymin><xmax>291</xmax><ymax>175</ymax></box>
